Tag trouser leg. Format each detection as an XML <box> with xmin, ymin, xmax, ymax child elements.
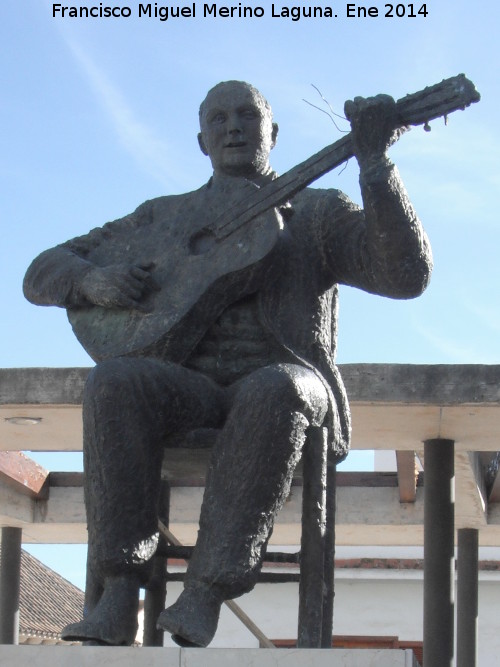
<box><xmin>82</xmin><ymin>357</ymin><xmax>224</xmax><ymax>588</ymax></box>
<box><xmin>186</xmin><ymin>363</ymin><xmax>329</xmax><ymax>598</ymax></box>
<box><xmin>63</xmin><ymin>357</ymin><xmax>224</xmax><ymax>645</ymax></box>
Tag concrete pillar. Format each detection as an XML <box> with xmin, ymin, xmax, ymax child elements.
<box><xmin>0</xmin><ymin>527</ymin><xmax>22</xmax><ymax>645</ymax></box>
<box><xmin>457</xmin><ymin>527</ymin><xmax>478</xmax><ymax>667</ymax></box>
<box><xmin>423</xmin><ymin>438</ymin><xmax>455</xmax><ymax>667</ymax></box>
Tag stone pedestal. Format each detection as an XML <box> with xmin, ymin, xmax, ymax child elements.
<box><xmin>0</xmin><ymin>645</ymin><xmax>420</xmax><ymax>666</ymax></box>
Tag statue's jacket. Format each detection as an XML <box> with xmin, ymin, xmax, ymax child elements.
<box><xmin>23</xmin><ymin>162</ymin><xmax>433</xmax><ymax>461</ymax></box>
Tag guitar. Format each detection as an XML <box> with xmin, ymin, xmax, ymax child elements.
<box><xmin>68</xmin><ymin>74</ymin><xmax>480</xmax><ymax>362</ymax></box>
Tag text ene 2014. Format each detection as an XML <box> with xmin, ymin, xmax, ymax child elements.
<box><xmin>347</xmin><ymin>3</ymin><xmax>428</xmax><ymax>17</ymax></box>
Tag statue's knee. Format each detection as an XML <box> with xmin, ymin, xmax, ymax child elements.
<box><xmin>235</xmin><ymin>364</ymin><xmax>327</xmax><ymax>424</ymax></box>
<box><xmin>235</xmin><ymin>364</ymin><xmax>292</xmax><ymax>401</ymax></box>
<box><xmin>84</xmin><ymin>358</ymin><xmax>138</xmax><ymax>403</ymax></box>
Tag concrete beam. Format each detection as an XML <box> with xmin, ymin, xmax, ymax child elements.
<box><xmin>3</xmin><ymin>403</ymin><xmax>500</xmax><ymax>453</ymax></box>
<box><xmin>2</xmin><ymin>365</ymin><xmax>500</xmax><ymax>453</ymax></box>
<box><xmin>5</xmin><ymin>483</ymin><xmax>500</xmax><ymax>547</ymax></box>
<box><xmin>0</xmin><ymin>475</ymin><xmax>426</xmax><ymax>545</ymax></box>
<box><xmin>3</xmin><ymin>464</ymin><xmax>500</xmax><ymax>546</ymax></box>
<box><xmin>396</xmin><ymin>451</ymin><xmax>418</xmax><ymax>502</ymax></box>
<box><xmin>350</xmin><ymin>404</ymin><xmax>500</xmax><ymax>452</ymax></box>
<box><xmin>0</xmin><ymin>405</ymin><xmax>83</xmax><ymax>453</ymax></box>
<box><xmin>0</xmin><ymin>484</ymin><xmax>35</xmax><ymax>526</ymax></box>
<box><xmin>3</xmin><ymin>364</ymin><xmax>500</xmax><ymax>406</ymax></box>
<box><xmin>2</xmin><ymin>463</ymin><xmax>500</xmax><ymax>547</ymax></box>
<box><xmin>0</xmin><ymin>367</ymin><xmax>88</xmax><ymax>404</ymax></box>
<box><xmin>340</xmin><ymin>363</ymin><xmax>500</xmax><ymax>405</ymax></box>
<box><xmin>455</xmin><ymin>452</ymin><xmax>488</xmax><ymax>529</ymax></box>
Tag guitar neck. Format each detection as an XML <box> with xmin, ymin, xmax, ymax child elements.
<box><xmin>212</xmin><ymin>74</ymin><xmax>479</xmax><ymax>240</ymax></box>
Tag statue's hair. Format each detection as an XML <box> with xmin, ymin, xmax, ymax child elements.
<box><xmin>199</xmin><ymin>80</ymin><xmax>273</xmax><ymax>127</ymax></box>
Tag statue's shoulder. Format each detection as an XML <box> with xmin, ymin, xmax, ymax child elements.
<box><xmin>76</xmin><ymin>185</ymin><xmax>208</xmax><ymax>248</ymax></box>
<box><xmin>134</xmin><ymin>184</ymin><xmax>208</xmax><ymax>219</ymax></box>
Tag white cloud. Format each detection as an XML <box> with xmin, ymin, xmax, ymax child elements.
<box><xmin>464</xmin><ymin>301</ymin><xmax>500</xmax><ymax>336</ymax></box>
<box><xmin>55</xmin><ymin>28</ymin><xmax>187</xmax><ymax>188</ymax></box>
<box><xmin>413</xmin><ymin>319</ymin><xmax>498</xmax><ymax>364</ymax></box>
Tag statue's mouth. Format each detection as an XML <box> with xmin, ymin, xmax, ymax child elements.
<box><xmin>225</xmin><ymin>141</ymin><xmax>246</xmax><ymax>148</ymax></box>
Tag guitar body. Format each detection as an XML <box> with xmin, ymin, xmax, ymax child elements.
<box><xmin>67</xmin><ymin>179</ymin><xmax>282</xmax><ymax>362</ymax></box>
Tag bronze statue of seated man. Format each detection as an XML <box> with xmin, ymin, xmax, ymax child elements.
<box><xmin>23</xmin><ymin>80</ymin><xmax>432</xmax><ymax>647</ymax></box>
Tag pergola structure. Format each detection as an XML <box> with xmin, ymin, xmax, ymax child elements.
<box><xmin>1</xmin><ymin>364</ymin><xmax>500</xmax><ymax>666</ymax></box>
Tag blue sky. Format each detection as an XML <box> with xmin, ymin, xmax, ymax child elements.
<box><xmin>2</xmin><ymin>0</ymin><xmax>498</xmax><ymax>588</ymax></box>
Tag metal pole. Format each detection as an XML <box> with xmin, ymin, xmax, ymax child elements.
<box><xmin>0</xmin><ymin>527</ymin><xmax>22</xmax><ymax>645</ymax></box>
<box><xmin>298</xmin><ymin>427</ymin><xmax>327</xmax><ymax>648</ymax></box>
<box><xmin>423</xmin><ymin>438</ymin><xmax>455</xmax><ymax>667</ymax></box>
<box><xmin>457</xmin><ymin>527</ymin><xmax>478</xmax><ymax>667</ymax></box>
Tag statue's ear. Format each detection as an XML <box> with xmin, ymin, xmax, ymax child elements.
<box><xmin>271</xmin><ymin>123</ymin><xmax>279</xmax><ymax>149</ymax></box>
<box><xmin>198</xmin><ymin>132</ymin><xmax>209</xmax><ymax>156</ymax></box>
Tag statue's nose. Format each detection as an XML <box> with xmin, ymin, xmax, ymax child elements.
<box><xmin>227</xmin><ymin>114</ymin><xmax>243</xmax><ymax>134</ymax></box>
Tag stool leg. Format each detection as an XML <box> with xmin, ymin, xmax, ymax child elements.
<box><xmin>298</xmin><ymin>427</ymin><xmax>327</xmax><ymax>648</ymax></box>
<box><xmin>143</xmin><ymin>480</ymin><xmax>170</xmax><ymax>646</ymax></box>
<box><xmin>321</xmin><ymin>454</ymin><xmax>336</xmax><ymax>647</ymax></box>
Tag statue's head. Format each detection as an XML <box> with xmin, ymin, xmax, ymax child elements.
<box><xmin>198</xmin><ymin>81</ymin><xmax>279</xmax><ymax>178</ymax></box>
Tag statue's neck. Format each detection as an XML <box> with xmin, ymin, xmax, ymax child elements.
<box><xmin>210</xmin><ymin>167</ymin><xmax>277</xmax><ymax>189</ymax></box>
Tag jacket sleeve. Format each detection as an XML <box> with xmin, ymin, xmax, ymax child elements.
<box><xmin>315</xmin><ymin>158</ymin><xmax>433</xmax><ymax>299</ymax></box>
<box><xmin>23</xmin><ymin>203</ymin><xmax>151</xmax><ymax>308</ymax></box>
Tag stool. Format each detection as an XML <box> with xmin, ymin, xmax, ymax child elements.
<box><xmin>143</xmin><ymin>425</ymin><xmax>336</xmax><ymax>648</ymax></box>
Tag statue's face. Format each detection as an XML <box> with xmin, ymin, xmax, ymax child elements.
<box><xmin>198</xmin><ymin>83</ymin><xmax>278</xmax><ymax>178</ymax></box>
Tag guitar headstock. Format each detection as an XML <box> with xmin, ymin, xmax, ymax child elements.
<box><xmin>396</xmin><ymin>74</ymin><xmax>480</xmax><ymax>129</ymax></box>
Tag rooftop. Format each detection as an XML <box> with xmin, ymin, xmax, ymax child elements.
<box><xmin>0</xmin><ymin>546</ymin><xmax>84</xmax><ymax>644</ymax></box>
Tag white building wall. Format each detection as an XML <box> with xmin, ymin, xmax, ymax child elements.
<box><xmin>162</xmin><ymin>565</ymin><xmax>500</xmax><ymax>666</ymax></box>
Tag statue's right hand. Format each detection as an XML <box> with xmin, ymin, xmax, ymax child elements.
<box><xmin>79</xmin><ymin>262</ymin><xmax>160</xmax><ymax>311</ymax></box>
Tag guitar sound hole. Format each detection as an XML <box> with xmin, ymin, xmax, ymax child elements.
<box><xmin>189</xmin><ymin>228</ymin><xmax>216</xmax><ymax>255</ymax></box>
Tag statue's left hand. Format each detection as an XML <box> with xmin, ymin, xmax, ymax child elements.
<box><xmin>344</xmin><ymin>94</ymin><xmax>406</xmax><ymax>166</ymax></box>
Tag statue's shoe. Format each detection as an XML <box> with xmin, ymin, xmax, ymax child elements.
<box><xmin>61</xmin><ymin>577</ymin><xmax>139</xmax><ymax>646</ymax></box>
<box><xmin>61</xmin><ymin>615</ymin><xmax>138</xmax><ymax>646</ymax></box>
<box><xmin>157</xmin><ymin>584</ymin><xmax>223</xmax><ymax>647</ymax></box>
